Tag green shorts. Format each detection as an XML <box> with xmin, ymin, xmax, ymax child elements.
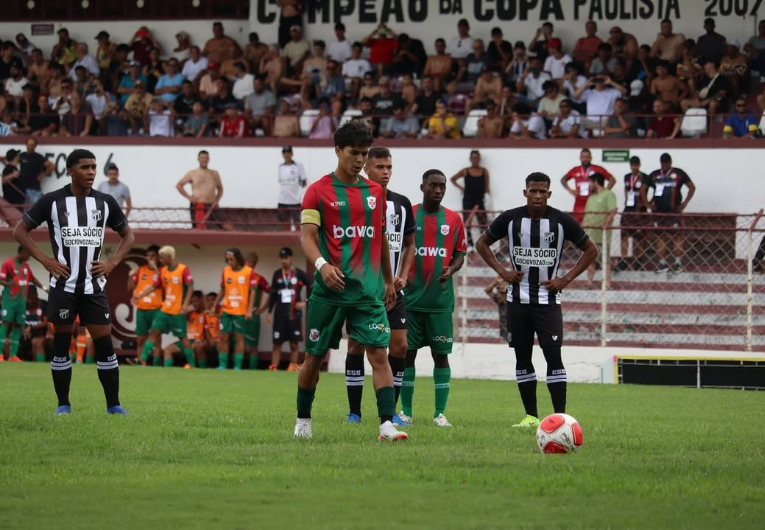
<box><xmin>305</xmin><ymin>298</ymin><xmax>390</xmax><ymax>356</ymax></box>
<box><xmin>244</xmin><ymin>317</ymin><xmax>261</xmax><ymax>346</ymax></box>
<box><xmin>407</xmin><ymin>310</ymin><xmax>454</xmax><ymax>354</ymax></box>
<box><xmin>152</xmin><ymin>311</ymin><xmax>188</xmax><ymax>338</ymax></box>
<box><xmin>135</xmin><ymin>308</ymin><xmax>160</xmax><ymax>336</ymax></box>
<box><xmin>220</xmin><ymin>312</ymin><xmax>245</xmax><ymax>335</ymax></box>
<box><xmin>1</xmin><ymin>305</ymin><xmax>26</xmax><ymax>326</ymax></box>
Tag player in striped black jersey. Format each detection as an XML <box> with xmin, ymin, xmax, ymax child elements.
<box><xmin>344</xmin><ymin>146</ymin><xmax>415</xmax><ymax>425</ymax></box>
<box><xmin>475</xmin><ymin>172</ymin><xmax>597</xmax><ymax>430</ymax></box>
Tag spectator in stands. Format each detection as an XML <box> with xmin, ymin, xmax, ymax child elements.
<box><xmin>574</xmin><ymin>74</ymin><xmax>627</xmax><ymax>131</ymax></box>
<box><xmin>283</xmin><ymin>26</ymin><xmax>311</xmax><ymax>79</ymax></box>
<box><xmin>508</xmin><ymin>102</ymin><xmax>547</xmax><ymax>139</ymax></box>
<box><xmin>17</xmin><ymin>137</ymin><xmax>53</xmax><ymax>205</ymax></box>
<box><xmin>477</xmin><ymin>101</ymin><xmax>504</xmax><ymax>138</ymax></box>
<box><xmin>45</xmin><ymin>64</ymin><xmax>66</xmax><ymax>101</ymax></box>
<box><xmin>561</xmin><ymin>62</ymin><xmax>588</xmax><ymax>112</ymax></box>
<box><xmin>232</xmin><ymin>61</ymin><xmax>255</xmax><ymax>100</ymax></box>
<box><xmin>608</xmin><ymin>26</ymin><xmax>638</xmax><ymax>61</ymax></box>
<box><xmin>487</xmin><ymin>27</ymin><xmax>512</xmax><ymax>73</ymax></box>
<box><xmin>550</xmin><ymin>99</ymin><xmax>586</xmax><ymax>139</ymax></box>
<box><xmin>590</xmin><ymin>43</ymin><xmax>618</xmax><ymax>77</ymax></box>
<box><xmin>677</xmin><ymin>39</ymin><xmax>703</xmax><ymax>85</ymax></box>
<box><xmin>641</xmin><ymin>153</ymin><xmax>696</xmax><ymax>274</ymax></box>
<box><xmin>572</xmin><ymin>20</ymin><xmax>602</xmax><ymax>69</ymax></box>
<box><xmin>758</xmin><ymin>88</ymin><xmax>765</xmax><ymax>113</ymax></box>
<box><xmin>469</xmin><ymin>66</ymin><xmax>502</xmax><ymax>111</ymax></box>
<box><xmin>0</xmin><ymin>43</ymin><xmax>15</xmax><ymax>83</ymax></box>
<box><xmin>353</xmin><ymin>97</ymin><xmax>376</xmax><ymax>133</ymax></box>
<box><xmin>342</xmin><ymin>42</ymin><xmax>372</xmax><ymax>102</ymax></box>
<box><xmin>129</xmin><ymin>26</ymin><xmax>159</xmax><ymax>66</ymax></box>
<box><xmin>26</xmin><ymin>49</ymin><xmax>48</xmax><ymax>87</ymax></box>
<box><xmin>143</xmin><ymin>47</ymin><xmax>164</xmax><ymax>93</ymax></box>
<box><xmin>371</xmin><ymin>76</ymin><xmax>402</xmax><ymax>119</ymax></box>
<box><xmin>272</xmin><ymin>98</ymin><xmax>300</xmax><ymax>138</ymax></box>
<box><xmin>646</xmin><ymin>99</ymin><xmax>681</xmax><ymax>139</ymax></box>
<box><xmin>71</xmin><ymin>65</ymin><xmax>90</xmax><ymax>97</ymax></box>
<box><xmin>97</xmin><ymin>164</ymin><xmax>131</xmax><ymax>216</ymax></box>
<box><xmin>543</xmin><ymin>39</ymin><xmax>571</xmax><ymax>80</ymax></box>
<box><xmin>516</xmin><ymin>56</ymin><xmax>551</xmax><ymax>107</ymax></box>
<box><xmin>28</xmin><ymin>95</ymin><xmax>58</xmax><ymax>136</ymax></box>
<box><xmin>15</xmin><ymin>33</ymin><xmax>35</xmax><ymax>62</ymax></box>
<box><xmin>244</xmin><ymin>33</ymin><xmax>268</xmax><ymax>74</ymax></box>
<box><xmin>299</xmin><ymin>40</ymin><xmax>329</xmax><ymax>97</ymax></box>
<box><xmin>260</xmin><ymin>45</ymin><xmax>283</xmax><ymax>96</ymax></box>
<box><xmin>528</xmin><ymin>22</ymin><xmax>555</xmax><ymax>61</ymax></box>
<box><xmin>447</xmin><ymin>19</ymin><xmax>474</xmax><ymax>61</ymax></box>
<box><xmin>696</xmin><ymin>18</ymin><xmax>727</xmax><ymax>66</ymax></box>
<box><xmin>497</xmin><ymin>84</ymin><xmax>518</xmax><ymax>123</ymax></box>
<box><xmin>635</xmin><ymin>43</ymin><xmax>658</xmax><ymax>82</ymax></box>
<box><xmin>412</xmin><ymin>75</ymin><xmax>440</xmax><ymax>119</ymax></box>
<box><xmin>423</xmin><ymin>38</ymin><xmax>453</xmax><ymax>92</ymax></box>
<box><xmin>61</xmin><ymin>92</ymin><xmax>93</xmax><ymax>137</ymax></box>
<box><xmin>650</xmin><ymin>60</ymin><xmax>688</xmax><ymax>105</ymax></box>
<box><xmin>425</xmin><ymin>100</ymin><xmax>460</xmax><ymax>139</ymax></box>
<box><xmin>1</xmin><ymin>148</ymin><xmax>22</xmax><ymax>204</ymax></box>
<box><xmin>85</xmin><ymin>78</ymin><xmax>109</xmax><ymax>128</ymax></box>
<box><xmin>537</xmin><ymin>80</ymin><xmax>566</xmax><ymax>126</ymax></box>
<box><xmin>117</xmin><ymin>61</ymin><xmax>146</xmax><ymax>105</ymax></box>
<box><xmin>390</xmin><ymin>33</ymin><xmax>427</xmax><ymax>77</ymax></box>
<box><xmin>106</xmin><ymin>44</ymin><xmax>130</xmax><ymax>93</ymax></box>
<box><xmin>461</xmin><ymin>39</ymin><xmax>489</xmax><ymax>83</ymax></box>
<box><xmin>203</xmin><ymin>22</ymin><xmax>242</xmax><ymax>66</ymax></box>
<box><xmin>5</xmin><ymin>61</ymin><xmax>28</xmax><ymax>102</ymax></box>
<box><xmin>182</xmin><ymin>46</ymin><xmax>208</xmax><ymax>85</ymax></box>
<box><xmin>210</xmin><ymin>78</ymin><xmax>237</xmax><ymax>119</ymax></box>
<box><xmin>124</xmin><ymin>79</ymin><xmax>153</xmax><ymax>128</ymax></box>
<box><xmin>277</xmin><ymin>146</ymin><xmax>307</xmax><ymax>227</ymax></box>
<box><xmin>172</xmin><ymin>31</ymin><xmax>192</xmax><ymax>63</ymax></box>
<box><xmin>313</xmin><ymin>60</ymin><xmax>345</xmax><ymax>115</ymax></box>
<box><xmin>176</xmin><ymin>151</ymin><xmax>224</xmax><ymax>230</ymax></box>
<box><xmin>484</xmin><ymin>276</ymin><xmax>508</xmax><ymax>340</ymax></box>
<box><xmin>328</xmin><ymin>23</ymin><xmax>351</xmax><ymax>63</ymax></box>
<box><xmin>219</xmin><ymin>103</ymin><xmax>249</xmax><ymax>138</ymax></box>
<box><xmin>155</xmin><ymin>58</ymin><xmax>184</xmax><ymax>104</ymax></box>
<box><xmin>582</xmin><ymin>172</ymin><xmax>616</xmax><ymax>289</ymax></box>
<box><xmin>611</xmin><ymin>60</ymin><xmax>632</xmax><ymax>92</ymax></box>
<box><xmin>680</xmin><ymin>59</ymin><xmax>729</xmax><ymax>119</ymax></box>
<box><xmin>362</xmin><ymin>23</ymin><xmax>399</xmax><ymax>77</ymax></box>
<box><xmin>721</xmin><ymin>39</ymin><xmax>748</xmax><ymax>98</ymax></box>
<box><xmin>382</xmin><ymin>101</ymin><xmax>419</xmax><ymax>138</ymax></box>
<box><xmin>199</xmin><ymin>67</ymin><xmax>220</xmax><ymax>100</ymax></box>
<box><xmin>102</xmin><ymin>100</ymin><xmax>130</xmax><ymax>136</ymax></box>
<box><xmin>650</xmin><ymin>19</ymin><xmax>686</xmax><ymax>65</ymax></box>
<box><xmin>53</xmin><ymin>77</ymin><xmax>74</xmax><ymax>116</ymax></box>
<box><xmin>173</xmin><ymin>80</ymin><xmax>199</xmax><ymax>118</ymax></box>
<box><xmin>744</xmin><ymin>20</ymin><xmax>765</xmax><ymax>75</ymax></box>
<box><xmin>245</xmin><ymin>77</ymin><xmax>276</xmax><ymax>136</ymax></box>
<box><xmin>277</xmin><ymin>0</ymin><xmax>303</xmax><ymax>48</ymax></box>
<box><xmin>308</xmin><ymin>98</ymin><xmax>337</xmax><ymax>139</ymax></box>
<box><xmin>145</xmin><ymin>97</ymin><xmax>174</xmax><ymax>137</ymax></box>
<box><xmin>180</xmin><ymin>101</ymin><xmax>210</xmax><ymax>137</ymax></box>
<box><xmin>603</xmin><ymin>98</ymin><xmax>636</xmax><ymax>138</ymax></box>
<box><xmin>399</xmin><ymin>73</ymin><xmax>418</xmax><ymax>108</ymax></box>
<box><xmin>0</xmin><ymin>110</ymin><xmax>18</xmax><ymax>137</ymax></box>
<box><xmin>357</xmin><ymin>73</ymin><xmax>379</xmax><ymax>102</ymax></box>
<box><xmin>51</xmin><ymin>28</ymin><xmax>77</xmax><ymax>68</ymax></box>
<box><xmin>723</xmin><ymin>96</ymin><xmax>760</xmax><ymax>139</ymax></box>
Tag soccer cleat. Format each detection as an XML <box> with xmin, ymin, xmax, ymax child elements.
<box><xmin>217</xmin><ymin>365</ymin><xmax>227</xmax><ymax>370</ymax></box>
<box><xmin>433</xmin><ymin>413</ymin><xmax>452</xmax><ymax>427</ymax></box>
<box><xmin>613</xmin><ymin>259</ymin><xmax>629</xmax><ymax>272</ymax></box>
<box><xmin>378</xmin><ymin>420</ymin><xmax>408</xmax><ymax>442</ymax></box>
<box><xmin>391</xmin><ymin>414</ymin><xmax>411</xmax><ymax>427</ymax></box>
<box><xmin>294</xmin><ymin>418</ymin><xmax>312</xmax><ymax>439</ymax></box>
<box><xmin>0</xmin><ymin>356</ymin><xmax>5</xmax><ymax>362</ymax></box>
<box><xmin>8</xmin><ymin>356</ymin><xmax>23</xmax><ymax>362</ymax></box>
<box><xmin>233</xmin><ymin>366</ymin><xmax>241</xmax><ymax>371</ymax></box>
<box><xmin>655</xmin><ymin>263</ymin><xmax>670</xmax><ymax>273</ymax></box>
<box><xmin>54</xmin><ymin>405</ymin><xmax>71</xmax><ymax>415</ymax></box>
<box><xmin>287</xmin><ymin>363</ymin><xmax>301</xmax><ymax>372</ymax></box>
<box><xmin>396</xmin><ymin>411</ymin><xmax>413</xmax><ymax>426</ymax></box>
<box><xmin>672</xmin><ymin>263</ymin><xmax>683</xmax><ymax>274</ymax></box>
<box><xmin>512</xmin><ymin>415</ymin><xmax>540</xmax><ymax>429</ymax></box>
<box><xmin>183</xmin><ymin>364</ymin><xmax>191</xmax><ymax>369</ymax></box>
<box><xmin>106</xmin><ymin>406</ymin><xmax>129</xmax><ymax>415</ymax></box>
<box><xmin>345</xmin><ymin>413</ymin><xmax>362</xmax><ymax>424</ymax></box>
<box><xmin>268</xmin><ymin>365</ymin><xmax>278</xmax><ymax>371</ymax></box>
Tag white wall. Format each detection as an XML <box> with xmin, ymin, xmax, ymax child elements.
<box><xmin>9</xmin><ymin>143</ymin><xmax>765</xmax><ymax>215</ymax></box>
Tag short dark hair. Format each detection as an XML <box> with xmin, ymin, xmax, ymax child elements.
<box><xmin>107</xmin><ymin>164</ymin><xmax>119</xmax><ymax>172</ymax></box>
<box><xmin>661</xmin><ymin>18</ymin><xmax>672</xmax><ymax>24</ymax></box>
<box><xmin>334</xmin><ymin>120</ymin><xmax>374</xmax><ymax>149</ymax></box>
<box><xmin>313</xmin><ymin>39</ymin><xmax>326</xmax><ymax>49</ymax></box>
<box><xmin>368</xmin><ymin>146</ymin><xmax>391</xmax><ymax>160</ymax></box>
<box><xmin>17</xmin><ymin>245</ymin><xmax>24</xmax><ymax>253</ymax></box>
<box><xmin>543</xmin><ymin>22</ymin><xmax>554</xmax><ymax>29</ymax></box>
<box><xmin>629</xmin><ymin>156</ymin><xmax>641</xmax><ymax>165</ymax></box>
<box><xmin>335</xmin><ymin>22</ymin><xmax>346</xmax><ymax>31</ymax></box>
<box><xmin>525</xmin><ymin>172</ymin><xmax>551</xmax><ymax>188</ymax></box>
<box><xmin>660</xmin><ymin>152</ymin><xmax>672</xmax><ymax>163</ymax></box>
<box><xmin>491</xmin><ymin>27</ymin><xmax>502</xmax><ymax>36</ymax></box>
<box><xmin>206</xmin><ymin>291</ymin><xmax>217</xmax><ymax>298</ymax></box>
<box><xmin>598</xmin><ymin>43</ymin><xmax>612</xmax><ymax>53</ymax></box>
<box><xmin>192</xmin><ymin>290</ymin><xmax>203</xmax><ymax>298</ymax></box>
<box><xmin>352</xmin><ymin>41</ymin><xmax>363</xmax><ymax>49</ymax></box>
<box><xmin>422</xmin><ymin>169</ymin><xmax>445</xmax><ymax>182</ymax></box>
<box><xmin>435</xmin><ymin>38</ymin><xmax>446</xmax><ymax>45</ymax></box>
<box><xmin>589</xmin><ymin>172</ymin><xmax>605</xmax><ymax>187</ymax></box>
<box><xmin>234</xmin><ymin>61</ymin><xmax>246</xmax><ymax>71</ymax></box>
<box><xmin>66</xmin><ymin>149</ymin><xmax>96</xmax><ymax>169</ymax></box>
<box><xmin>512</xmin><ymin>102</ymin><xmax>532</xmax><ymax>115</ymax></box>
<box><xmin>581</xmin><ymin>148</ymin><xmax>591</xmax><ymax>155</ymax></box>
<box><xmin>199</xmin><ymin>150</ymin><xmax>209</xmax><ymax>156</ymax></box>
<box><xmin>147</xmin><ymin>245</ymin><xmax>161</xmax><ymax>254</ymax></box>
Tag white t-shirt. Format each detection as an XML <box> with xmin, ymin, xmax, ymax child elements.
<box><xmin>563</xmin><ymin>75</ymin><xmax>588</xmax><ymax>103</ymax></box>
<box><xmin>510</xmin><ymin>114</ymin><xmax>547</xmax><ymax>139</ymax></box>
<box><xmin>447</xmin><ymin>36</ymin><xmax>474</xmax><ymax>59</ymax></box>
<box><xmin>148</xmin><ymin>109</ymin><xmax>174</xmax><ymax>137</ymax></box>
<box><xmin>553</xmin><ymin>110</ymin><xmax>587</xmax><ymax>138</ymax></box>
<box><xmin>523</xmin><ymin>72</ymin><xmax>552</xmax><ymax>100</ymax></box>
<box><xmin>233</xmin><ymin>73</ymin><xmax>255</xmax><ymax>100</ymax></box>
<box><xmin>5</xmin><ymin>77</ymin><xmax>29</xmax><ymax>97</ymax></box>
<box><xmin>342</xmin><ymin>59</ymin><xmax>372</xmax><ymax>78</ymax></box>
<box><xmin>182</xmin><ymin>57</ymin><xmax>209</xmax><ymax>81</ymax></box>
<box><xmin>582</xmin><ymin>88</ymin><xmax>622</xmax><ymax>122</ymax></box>
<box><xmin>278</xmin><ymin>161</ymin><xmax>307</xmax><ymax>205</ymax></box>
<box><xmin>85</xmin><ymin>93</ymin><xmax>108</xmax><ymax>118</ymax></box>
<box><xmin>69</xmin><ymin>54</ymin><xmax>100</xmax><ymax>79</ymax></box>
<box><xmin>544</xmin><ymin>54</ymin><xmax>572</xmax><ymax>79</ymax></box>
<box><xmin>329</xmin><ymin>40</ymin><xmax>352</xmax><ymax>63</ymax></box>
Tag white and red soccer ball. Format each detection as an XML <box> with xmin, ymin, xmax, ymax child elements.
<box><xmin>536</xmin><ymin>413</ymin><xmax>583</xmax><ymax>454</ymax></box>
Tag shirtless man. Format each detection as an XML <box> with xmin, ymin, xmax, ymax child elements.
<box><xmin>27</xmin><ymin>49</ymin><xmax>50</xmax><ymax>86</ymax></box>
<box><xmin>260</xmin><ymin>45</ymin><xmax>284</xmax><ymax>95</ymax></box>
<box><xmin>477</xmin><ymin>101</ymin><xmax>504</xmax><ymax>138</ymax></box>
<box><xmin>176</xmin><ymin>150</ymin><xmax>226</xmax><ymax>230</ymax></box>
<box><xmin>608</xmin><ymin>27</ymin><xmax>638</xmax><ymax>61</ymax></box>
<box><xmin>202</xmin><ymin>22</ymin><xmax>242</xmax><ymax>65</ymax></box>
<box><xmin>423</xmin><ymin>38</ymin><xmax>453</xmax><ymax>92</ymax></box>
<box><xmin>650</xmin><ymin>61</ymin><xmax>688</xmax><ymax>105</ymax></box>
<box><xmin>244</xmin><ymin>33</ymin><xmax>268</xmax><ymax>74</ymax></box>
<box><xmin>650</xmin><ymin>19</ymin><xmax>685</xmax><ymax>65</ymax></box>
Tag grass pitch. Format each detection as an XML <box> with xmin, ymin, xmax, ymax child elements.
<box><xmin>1</xmin><ymin>363</ymin><xmax>763</xmax><ymax>530</ymax></box>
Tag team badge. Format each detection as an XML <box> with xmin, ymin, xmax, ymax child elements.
<box><xmin>91</xmin><ymin>209</ymin><xmax>102</xmax><ymax>222</ymax></box>
<box><xmin>291</xmin><ymin>277</ymin><xmax>297</xmax><ymax>285</ymax></box>
<box><xmin>238</xmin><ymin>276</ymin><xmax>245</xmax><ymax>284</ymax></box>
<box><xmin>440</xmin><ymin>224</ymin><xmax>450</xmax><ymax>235</ymax></box>
<box><xmin>544</xmin><ymin>231</ymin><xmax>556</xmax><ymax>243</ymax></box>
<box><xmin>172</xmin><ymin>277</ymin><xmax>180</xmax><ymax>284</ymax></box>
<box><xmin>366</xmin><ymin>196</ymin><xmax>377</xmax><ymax>209</ymax></box>
<box><xmin>59</xmin><ymin>308</ymin><xmax>70</xmax><ymax>320</ymax></box>
<box><xmin>389</xmin><ymin>213</ymin><xmax>400</xmax><ymax>226</ymax></box>
<box><xmin>309</xmin><ymin>328</ymin><xmax>320</xmax><ymax>341</ymax></box>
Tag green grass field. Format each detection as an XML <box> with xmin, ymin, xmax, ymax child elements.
<box><xmin>1</xmin><ymin>363</ymin><xmax>763</xmax><ymax>530</ymax></box>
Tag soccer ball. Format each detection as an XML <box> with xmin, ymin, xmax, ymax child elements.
<box><xmin>536</xmin><ymin>413</ymin><xmax>583</xmax><ymax>454</ymax></box>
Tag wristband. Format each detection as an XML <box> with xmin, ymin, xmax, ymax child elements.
<box><xmin>315</xmin><ymin>257</ymin><xmax>328</xmax><ymax>271</ymax></box>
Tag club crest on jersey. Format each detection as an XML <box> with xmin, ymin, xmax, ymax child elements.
<box><xmin>544</xmin><ymin>231</ymin><xmax>556</xmax><ymax>243</ymax></box>
<box><xmin>366</xmin><ymin>196</ymin><xmax>377</xmax><ymax>209</ymax></box>
<box><xmin>440</xmin><ymin>224</ymin><xmax>450</xmax><ymax>235</ymax></box>
<box><xmin>389</xmin><ymin>213</ymin><xmax>400</xmax><ymax>226</ymax></box>
<box><xmin>238</xmin><ymin>276</ymin><xmax>246</xmax><ymax>284</ymax></box>
<box><xmin>91</xmin><ymin>209</ymin><xmax>102</xmax><ymax>222</ymax></box>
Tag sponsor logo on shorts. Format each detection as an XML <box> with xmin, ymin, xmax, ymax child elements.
<box><xmin>432</xmin><ymin>336</ymin><xmax>453</xmax><ymax>343</ymax></box>
<box><xmin>552</xmin><ymin>335</ymin><xmax>558</xmax><ymax>341</ymax></box>
<box><xmin>401</xmin><ymin>318</ymin><xmax>406</xmax><ymax>324</ymax></box>
<box><xmin>309</xmin><ymin>328</ymin><xmax>319</xmax><ymax>341</ymax></box>
<box><xmin>368</xmin><ymin>323</ymin><xmax>391</xmax><ymax>333</ymax></box>
<box><xmin>416</xmin><ymin>246</ymin><xmax>447</xmax><ymax>257</ymax></box>
<box><xmin>274</xmin><ymin>331</ymin><xmax>280</xmax><ymax>339</ymax></box>
<box><xmin>333</xmin><ymin>225</ymin><xmax>375</xmax><ymax>238</ymax></box>
<box><xmin>366</xmin><ymin>196</ymin><xmax>377</xmax><ymax>209</ymax></box>
<box><xmin>105</xmin><ymin>313</ymin><xmax>110</xmax><ymax>319</ymax></box>
<box><xmin>59</xmin><ymin>308</ymin><xmax>70</xmax><ymax>320</ymax></box>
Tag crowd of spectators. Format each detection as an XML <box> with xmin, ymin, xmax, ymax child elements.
<box><xmin>1</xmin><ymin>17</ymin><xmax>764</xmax><ymax>140</ymax></box>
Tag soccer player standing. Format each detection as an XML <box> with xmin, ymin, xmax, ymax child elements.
<box><xmin>128</xmin><ymin>244</ymin><xmax>162</xmax><ymax>365</ymax></box>
<box><xmin>560</xmin><ymin>148</ymin><xmax>615</xmax><ymax>222</ymax></box>
<box><xmin>244</xmin><ymin>252</ymin><xmax>270</xmax><ymax>370</ymax></box>
<box><xmin>13</xmin><ymin>149</ymin><xmax>135</xmax><ymax>415</ymax></box>
<box><xmin>344</xmin><ymin>146</ymin><xmax>415</xmax><ymax>424</ymax></box>
<box><xmin>475</xmin><ymin>172</ymin><xmax>597</xmax><ymax>429</ymax></box>
<box><xmin>296</xmin><ymin>120</ymin><xmax>406</xmax><ymax>442</ymax></box>
<box><xmin>398</xmin><ymin>170</ymin><xmax>467</xmax><ymax>427</ymax></box>
<box><xmin>0</xmin><ymin>245</ymin><xmax>44</xmax><ymax>362</ymax></box>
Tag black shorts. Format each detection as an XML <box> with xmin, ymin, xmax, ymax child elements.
<box><xmin>621</xmin><ymin>210</ymin><xmax>647</xmax><ymax>236</ymax></box>
<box><xmin>277</xmin><ymin>203</ymin><xmax>301</xmax><ymax>224</ymax></box>
<box><xmin>273</xmin><ymin>310</ymin><xmax>303</xmax><ymax>344</ymax></box>
<box><xmin>654</xmin><ymin>213</ymin><xmax>681</xmax><ymax>230</ymax></box>
<box><xmin>506</xmin><ymin>303</ymin><xmax>563</xmax><ymax>349</ymax></box>
<box><xmin>47</xmin><ymin>289</ymin><xmax>111</xmax><ymax>326</ymax></box>
<box><xmin>387</xmin><ymin>292</ymin><xmax>407</xmax><ymax>331</ymax></box>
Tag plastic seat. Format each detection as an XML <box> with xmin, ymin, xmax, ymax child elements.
<box><xmin>680</xmin><ymin>108</ymin><xmax>708</xmax><ymax>137</ymax></box>
<box><xmin>462</xmin><ymin>109</ymin><xmax>487</xmax><ymax>138</ymax></box>
<box><xmin>299</xmin><ymin>109</ymin><xmax>319</xmax><ymax>137</ymax></box>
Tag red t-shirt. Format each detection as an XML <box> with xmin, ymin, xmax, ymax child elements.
<box><xmin>574</xmin><ymin>36</ymin><xmax>603</xmax><ymax>59</ymax></box>
<box><xmin>648</xmin><ymin>116</ymin><xmax>677</xmax><ymax>139</ymax></box>
<box><xmin>563</xmin><ymin>164</ymin><xmax>613</xmax><ymax>216</ymax></box>
<box><xmin>367</xmin><ymin>38</ymin><xmax>398</xmax><ymax>65</ymax></box>
<box><xmin>0</xmin><ymin>258</ymin><xmax>34</xmax><ymax>302</ymax></box>
<box><xmin>220</xmin><ymin>116</ymin><xmax>250</xmax><ymax>138</ymax></box>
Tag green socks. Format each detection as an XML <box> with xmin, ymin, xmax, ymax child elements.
<box><xmin>248</xmin><ymin>353</ymin><xmax>259</xmax><ymax>369</ymax></box>
<box><xmin>296</xmin><ymin>386</ymin><xmax>316</xmax><ymax>418</ymax></box>
<box><xmin>182</xmin><ymin>346</ymin><xmax>195</xmax><ymax>367</ymax></box>
<box><xmin>218</xmin><ymin>352</ymin><xmax>229</xmax><ymax>369</ymax></box>
<box><xmin>163</xmin><ymin>357</ymin><xmax>174</xmax><ymax>367</ymax></box>
<box><xmin>400</xmin><ymin>367</ymin><xmax>416</xmax><ymax>417</ymax></box>
<box><xmin>0</xmin><ymin>324</ymin><xmax>8</xmax><ymax>356</ymax></box>
<box><xmin>197</xmin><ymin>359</ymin><xmax>208</xmax><ymax>368</ymax></box>
<box><xmin>8</xmin><ymin>326</ymin><xmax>21</xmax><ymax>358</ymax></box>
<box><xmin>375</xmin><ymin>386</ymin><xmax>396</xmax><ymax>420</ymax></box>
<box><xmin>36</xmin><ymin>353</ymin><xmax>46</xmax><ymax>362</ymax></box>
<box><xmin>434</xmin><ymin>367</ymin><xmax>451</xmax><ymax>418</ymax></box>
<box><xmin>140</xmin><ymin>341</ymin><xmax>155</xmax><ymax>362</ymax></box>
<box><xmin>234</xmin><ymin>353</ymin><xmax>245</xmax><ymax>370</ymax></box>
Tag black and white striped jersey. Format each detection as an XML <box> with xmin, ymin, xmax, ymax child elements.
<box><xmin>23</xmin><ymin>185</ymin><xmax>128</xmax><ymax>295</ymax></box>
<box><xmin>385</xmin><ymin>189</ymin><xmax>415</xmax><ymax>277</ymax></box>
<box><xmin>486</xmin><ymin>206</ymin><xmax>588</xmax><ymax>305</ymax></box>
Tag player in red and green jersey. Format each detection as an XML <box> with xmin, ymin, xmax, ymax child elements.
<box><xmin>0</xmin><ymin>246</ymin><xmax>44</xmax><ymax>362</ymax></box>
<box><xmin>296</xmin><ymin>120</ymin><xmax>407</xmax><ymax>443</ymax></box>
<box><xmin>244</xmin><ymin>251</ymin><xmax>270</xmax><ymax>370</ymax></box>
<box><xmin>400</xmin><ymin>170</ymin><xmax>467</xmax><ymax>428</ymax></box>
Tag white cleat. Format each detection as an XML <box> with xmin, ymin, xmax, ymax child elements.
<box><xmin>378</xmin><ymin>420</ymin><xmax>409</xmax><ymax>442</ymax></box>
<box><xmin>294</xmin><ymin>418</ymin><xmax>312</xmax><ymax>439</ymax></box>
<box><xmin>396</xmin><ymin>411</ymin><xmax>413</xmax><ymax>425</ymax></box>
<box><xmin>433</xmin><ymin>413</ymin><xmax>453</xmax><ymax>427</ymax></box>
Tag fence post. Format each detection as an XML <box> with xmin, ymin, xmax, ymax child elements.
<box><xmin>460</xmin><ymin>206</ymin><xmax>479</xmax><ymax>352</ymax></box>
<box><xmin>745</xmin><ymin>209</ymin><xmax>764</xmax><ymax>352</ymax></box>
<box><xmin>600</xmin><ymin>210</ymin><xmax>617</xmax><ymax>348</ymax></box>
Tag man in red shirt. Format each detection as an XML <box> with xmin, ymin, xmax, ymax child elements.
<box><xmin>560</xmin><ymin>148</ymin><xmax>615</xmax><ymax>222</ymax></box>
<box><xmin>572</xmin><ymin>21</ymin><xmax>603</xmax><ymax>69</ymax></box>
<box><xmin>362</xmin><ymin>23</ymin><xmax>398</xmax><ymax>77</ymax></box>
<box><xmin>646</xmin><ymin>100</ymin><xmax>681</xmax><ymax>139</ymax></box>
<box><xmin>219</xmin><ymin>104</ymin><xmax>250</xmax><ymax>138</ymax></box>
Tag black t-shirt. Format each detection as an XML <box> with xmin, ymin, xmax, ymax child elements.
<box><xmin>697</xmin><ymin>74</ymin><xmax>731</xmax><ymax>101</ymax></box>
<box><xmin>371</xmin><ymin>93</ymin><xmax>403</xmax><ymax>116</ymax></box>
<box><xmin>18</xmin><ymin>152</ymin><xmax>46</xmax><ymax>192</ymax></box>
<box><xmin>487</xmin><ymin>40</ymin><xmax>512</xmax><ymax>67</ymax></box>
<box><xmin>644</xmin><ymin>167</ymin><xmax>692</xmax><ymax>212</ymax></box>
<box><xmin>2</xmin><ymin>164</ymin><xmax>25</xmax><ymax>205</ymax></box>
<box><xmin>268</xmin><ymin>267</ymin><xmax>313</xmax><ymax>317</ymax></box>
<box><xmin>29</xmin><ymin>113</ymin><xmax>59</xmax><ymax>134</ymax></box>
<box><xmin>210</xmin><ymin>92</ymin><xmax>238</xmax><ymax>115</ymax></box>
<box><xmin>415</xmin><ymin>91</ymin><xmax>441</xmax><ymax>118</ymax></box>
<box><xmin>623</xmin><ymin>172</ymin><xmax>648</xmax><ymax>212</ymax></box>
<box><xmin>174</xmin><ymin>95</ymin><xmax>199</xmax><ymax>117</ymax></box>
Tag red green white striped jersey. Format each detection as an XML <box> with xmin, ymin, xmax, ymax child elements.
<box><xmin>404</xmin><ymin>204</ymin><xmax>467</xmax><ymax>313</ymax></box>
<box><xmin>301</xmin><ymin>172</ymin><xmax>387</xmax><ymax>307</ymax></box>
